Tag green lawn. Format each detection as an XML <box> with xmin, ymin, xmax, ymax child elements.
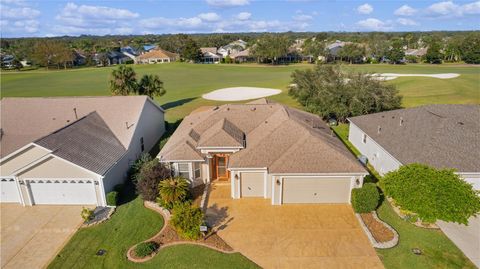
<box><xmin>332</xmin><ymin>124</ymin><xmax>476</xmax><ymax>269</ymax></box>
<box><xmin>1</xmin><ymin>63</ymin><xmax>479</xmax><ymax>122</ymax></box>
<box><xmin>48</xmin><ymin>185</ymin><xmax>259</xmax><ymax>269</ymax></box>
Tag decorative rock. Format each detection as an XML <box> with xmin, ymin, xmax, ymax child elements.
<box><xmin>83</xmin><ymin>207</ymin><xmax>115</xmax><ymax>227</ymax></box>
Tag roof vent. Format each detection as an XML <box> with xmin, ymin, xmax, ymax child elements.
<box><xmin>400</xmin><ymin>117</ymin><xmax>404</xmax><ymax>126</ymax></box>
<box><xmin>377</xmin><ymin>125</ymin><xmax>382</xmax><ymax>134</ymax></box>
<box><xmin>0</xmin><ymin>128</ymin><xmax>3</xmax><ymax>140</ymax></box>
<box><xmin>227</xmin><ymin>107</ymin><xmax>230</xmax><ymax>111</ymax></box>
<box><xmin>458</xmin><ymin>122</ymin><xmax>464</xmax><ymax>125</ymax></box>
<box><xmin>213</xmin><ymin>106</ymin><xmax>219</xmax><ymax>111</ymax></box>
<box><xmin>251</xmin><ymin>107</ymin><xmax>256</xmax><ymax>111</ymax></box>
<box><xmin>73</xmin><ymin>107</ymin><xmax>78</xmax><ymax>120</ymax></box>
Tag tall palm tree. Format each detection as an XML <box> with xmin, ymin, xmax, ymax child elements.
<box><xmin>138</xmin><ymin>74</ymin><xmax>166</xmax><ymax>99</ymax></box>
<box><xmin>158</xmin><ymin>177</ymin><xmax>189</xmax><ymax>205</ymax></box>
<box><xmin>109</xmin><ymin>65</ymin><xmax>137</xmax><ymax>96</ymax></box>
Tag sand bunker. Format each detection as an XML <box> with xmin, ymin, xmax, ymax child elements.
<box><xmin>202</xmin><ymin>87</ymin><xmax>282</xmax><ymax>101</ymax></box>
<box><xmin>371</xmin><ymin>73</ymin><xmax>460</xmax><ymax>81</ymax></box>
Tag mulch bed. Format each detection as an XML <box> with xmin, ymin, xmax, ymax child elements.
<box><xmin>360</xmin><ymin>213</ymin><xmax>394</xmax><ymax>243</ymax></box>
<box><xmin>191</xmin><ymin>184</ymin><xmax>206</xmax><ymax>207</ymax></box>
<box><xmin>152</xmin><ymin>224</ymin><xmax>233</xmax><ymax>252</ymax></box>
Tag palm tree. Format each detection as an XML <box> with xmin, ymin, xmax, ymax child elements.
<box><xmin>109</xmin><ymin>65</ymin><xmax>137</xmax><ymax>96</ymax></box>
<box><xmin>138</xmin><ymin>74</ymin><xmax>166</xmax><ymax>99</ymax></box>
<box><xmin>158</xmin><ymin>177</ymin><xmax>189</xmax><ymax>205</ymax></box>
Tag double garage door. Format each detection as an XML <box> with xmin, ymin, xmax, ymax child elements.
<box><xmin>283</xmin><ymin>177</ymin><xmax>351</xmax><ymax>204</ymax></box>
<box><xmin>1</xmin><ymin>178</ymin><xmax>21</xmax><ymax>203</ymax></box>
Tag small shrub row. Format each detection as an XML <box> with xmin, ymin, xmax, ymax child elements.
<box><xmin>134</xmin><ymin>241</ymin><xmax>158</xmax><ymax>257</ymax></box>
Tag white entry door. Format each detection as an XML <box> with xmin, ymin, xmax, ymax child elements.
<box><xmin>28</xmin><ymin>179</ymin><xmax>97</xmax><ymax>205</ymax></box>
<box><xmin>0</xmin><ymin>177</ymin><xmax>21</xmax><ymax>203</ymax></box>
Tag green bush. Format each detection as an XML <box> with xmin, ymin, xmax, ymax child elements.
<box><xmin>106</xmin><ymin>191</ymin><xmax>118</xmax><ymax>206</ymax></box>
<box><xmin>351</xmin><ymin>183</ymin><xmax>380</xmax><ymax>213</ymax></box>
<box><xmin>81</xmin><ymin>207</ymin><xmax>94</xmax><ymax>222</ymax></box>
<box><xmin>134</xmin><ymin>242</ymin><xmax>158</xmax><ymax>257</ymax></box>
<box><xmin>157</xmin><ymin>177</ymin><xmax>189</xmax><ymax>210</ymax></box>
<box><xmin>382</xmin><ymin>163</ymin><xmax>480</xmax><ymax>224</ymax></box>
<box><xmin>170</xmin><ymin>202</ymin><xmax>204</xmax><ymax>240</ymax></box>
<box><xmin>113</xmin><ymin>184</ymin><xmax>125</xmax><ymax>193</ymax></box>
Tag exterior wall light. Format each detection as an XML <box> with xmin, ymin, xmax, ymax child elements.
<box><xmin>356</xmin><ymin>178</ymin><xmax>360</xmax><ymax>186</ymax></box>
<box><xmin>276</xmin><ymin>179</ymin><xmax>281</xmax><ymax>186</ymax></box>
<box><xmin>235</xmin><ymin>174</ymin><xmax>239</xmax><ymax>180</ymax></box>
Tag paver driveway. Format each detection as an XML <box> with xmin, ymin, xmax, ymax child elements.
<box><xmin>206</xmin><ymin>184</ymin><xmax>383</xmax><ymax>269</ymax></box>
<box><xmin>0</xmin><ymin>204</ymin><xmax>83</xmax><ymax>269</ymax></box>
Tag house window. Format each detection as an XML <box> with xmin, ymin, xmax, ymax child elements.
<box><xmin>194</xmin><ymin>162</ymin><xmax>201</xmax><ymax>179</ymax></box>
<box><xmin>177</xmin><ymin>163</ymin><xmax>190</xmax><ymax>179</ymax></box>
<box><xmin>362</xmin><ymin>134</ymin><xmax>367</xmax><ymax>144</ymax></box>
<box><xmin>140</xmin><ymin>137</ymin><xmax>145</xmax><ymax>152</ymax></box>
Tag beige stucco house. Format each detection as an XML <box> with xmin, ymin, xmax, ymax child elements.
<box><xmin>157</xmin><ymin>99</ymin><xmax>367</xmax><ymax>205</ymax></box>
<box><xmin>136</xmin><ymin>49</ymin><xmax>179</xmax><ymax>64</ymax></box>
<box><xmin>0</xmin><ymin>96</ymin><xmax>165</xmax><ymax>206</ymax></box>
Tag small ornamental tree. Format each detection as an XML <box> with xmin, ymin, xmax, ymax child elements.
<box><xmin>381</xmin><ymin>163</ymin><xmax>480</xmax><ymax>224</ymax></box>
<box><xmin>170</xmin><ymin>202</ymin><xmax>204</xmax><ymax>240</ymax></box>
<box><xmin>134</xmin><ymin>159</ymin><xmax>171</xmax><ymax>201</ymax></box>
<box><xmin>158</xmin><ymin>177</ymin><xmax>189</xmax><ymax>209</ymax></box>
<box><xmin>351</xmin><ymin>183</ymin><xmax>380</xmax><ymax>213</ymax></box>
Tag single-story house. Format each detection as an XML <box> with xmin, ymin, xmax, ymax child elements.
<box><xmin>405</xmin><ymin>48</ymin><xmax>427</xmax><ymax>57</ymax></box>
<box><xmin>0</xmin><ymin>96</ymin><xmax>165</xmax><ymax>206</ymax></box>
<box><xmin>217</xmin><ymin>39</ymin><xmax>247</xmax><ymax>57</ymax></box>
<box><xmin>143</xmin><ymin>44</ymin><xmax>158</xmax><ymax>52</ymax></box>
<box><xmin>158</xmin><ymin>99</ymin><xmax>367</xmax><ymax>205</ymax></box>
<box><xmin>136</xmin><ymin>49</ymin><xmax>179</xmax><ymax>64</ymax></box>
<box><xmin>348</xmin><ymin>105</ymin><xmax>480</xmax><ymax>190</ymax></box>
<box><xmin>200</xmin><ymin>47</ymin><xmax>222</xmax><ymax>64</ymax></box>
<box><xmin>230</xmin><ymin>48</ymin><xmax>254</xmax><ymax>63</ymax></box>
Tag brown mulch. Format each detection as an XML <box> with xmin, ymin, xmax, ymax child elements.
<box><xmin>152</xmin><ymin>224</ymin><xmax>233</xmax><ymax>252</ymax></box>
<box><xmin>191</xmin><ymin>184</ymin><xmax>206</xmax><ymax>207</ymax></box>
<box><xmin>360</xmin><ymin>213</ymin><xmax>394</xmax><ymax>243</ymax></box>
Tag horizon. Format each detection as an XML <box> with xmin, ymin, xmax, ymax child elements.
<box><xmin>1</xmin><ymin>0</ymin><xmax>479</xmax><ymax>38</ymax></box>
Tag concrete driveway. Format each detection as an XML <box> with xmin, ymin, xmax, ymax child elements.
<box><xmin>0</xmin><ymin>204</ymin><xmax>83</xmax><ymax>269</ymax></box>
<box><xmin>438</xmin><ymin>216</ymin><xmax>480</xmax><ymax>267</ymax></box>
<box><xmin>206</xmin><ymin>184</ymin><xmax>383</xmax><ymax>269</ymax></box>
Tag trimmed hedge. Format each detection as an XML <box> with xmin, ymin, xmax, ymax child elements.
<box><xmin>106</xmin><ymin>191</ymin><xmax>118</xmax><ymax>206</ymax></box>
<box><xmin>351</xmin><ymin>183</ymin><xmax>380</xmax><ymax>213</ymax></box>
<box><xmin>134</xmin><ymin>242</ymin><xmax>158</xmax><ymax>257</ymax></box>
<box><xmin>171</xmin><ymin>202</ymin><xmax>204</xmax><ymax>240</ymax></box>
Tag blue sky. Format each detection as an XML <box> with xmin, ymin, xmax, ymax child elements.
<box><xmin>1</xmin><ymin>0</ymin><xmax>479</xmax><ymax>37</ymax></box>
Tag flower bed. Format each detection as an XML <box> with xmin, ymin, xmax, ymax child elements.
<box><xmin>356</xmin><ymin>211</ymin><xmax>399</xmax><ymax>249</ymax></box>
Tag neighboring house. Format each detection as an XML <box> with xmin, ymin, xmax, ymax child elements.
<box><xmin>121</xmin><ymin>46</ymin><xmax>140</xmax><ymax>62</ymax></box>
<box><xmin>405</xmin><ymin>47</ymin><xmax>427</xmax><ymax>58</ymax></box>
<box><xmin>348</xmin><ymin>105</ymin><xmax>480</xmax><ymax>189</ymax></box>
<box><xmin>200</xmin><ymin>47</ymin><xmax>222</xmax><ymax>64</ymax></box>
<box><xmin>217</xmin><ymin>39</ymin><xmax>247</xmax><ymax>57</ymax></box>
<box><xmin>325</xmin><ymin>40</ymin><xmax>354</xmax><ymax>61</ymax></box>
<box><xmin>107</xmin><ymin>51</ymin><xmax>131</xmax><ymax>65</ymax></box>
<box><xmin>73</xmin><ymin>50</ymin><xmax>86</xmax><ymax>66</ymax></box>
<box><xmin>136</xmin><ymin>49</ymin><xmax>179</xmax><ymax>64</ymax></box>
<box><xmin>143</xmin><ymin>44</ymin><xmax>158</xmax><ymax>52</ymax></box>
<box><xmin>0</xmin><ymin>96</ymin><xmax>165</xmax><ymax>206</ymax></box>
<box><xmin>158</xmin><ymin>99</ymin><xmax>367</xmax><ymax>205</ymax></box>
<box><xmin>1</xmin><ymin>55</ymin><xmax>15</xmax><ymax>68</ymax></box>
<box><xmin>230</xmin><ymin>48</ymin><xmax>254</xmax><ymax>63</ymax></box>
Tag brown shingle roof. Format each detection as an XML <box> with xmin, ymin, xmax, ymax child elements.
<box><xmin>137</xmin><ymin>49</ymin><xmax>178</xmax><ymax>60</ymax></box>
<box><xmin>159</xmin><ymin>100</ymin><xmax>365</xmax><ymax>174</ymax></box>
<box><xmin>200</xmin><ymin>47</ymin><xmax>218</xmax><ymax>54</ymax></box>
<box><xmin>35</xmin><ymin>112</ymin><xmax>126</xmax><ymax>175</ymax></box>
<box><xmin>0</xmin><ymin>96</ymin><xmax>155</xmax><ymax>158</ymax></box>
<box><xmin>348</xmin><ymin>105</ymin><xmax>480</xmax><ymax>172</ymax></box>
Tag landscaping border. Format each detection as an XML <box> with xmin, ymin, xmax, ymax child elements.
<box><xmin>82</xmin><ymin>206</ymin><xmax>116</xmax><ymax>227</ymax></box>
<box><xmin>387</xmin><ymin>197</ymin><xmax>439</xmax><ymax>229</ymax></box>
<box><xmin>356</xmin><ymin>211</ymin><xmax>399</xmax><ymax>249</ymax></box>
<box><xmin>126</xmin><ymin>200</ymin><xmax>237</xmax><ymax>263</ymax></box>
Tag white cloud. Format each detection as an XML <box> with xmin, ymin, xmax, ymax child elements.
<box><xmin>357</xmin><ymin>3</ymin><xmax>373</xmax><ymax>14</ymax></box>
<box><xmin>140</xmin><ymin>16</ymin><xmax>203</xmax><ymax>31</ymax></box>
<box><xmin>0</xmin><ymin>0</ymin><xmax>40</xmax><ymax>34</ymax></box>
<box><xmin>198</xmin><ymin>12</ymin><xmax>221</xmax><ymax>22</ymax></box>
<box><xmin>205</xmin><ymin>0</ymin><xmax>249</xmax><ymax>7</ymax></box>
<box><xmin>396</xmin><ymin>18</ymin><xmax>418</xmax><ymax>26</ymax></box>
<box><xmin>460</xmin><ymin>1</ymin><xmax>480</xmax><ymax>14</ymax></box>
<box><xmin>394</xmin><ymin>5</ymin><xmax>417</xmax><ymax>16</ymax></box>
<box><xmin>0</xmin><ymin>5</ymin><xmax>40</xmax><ymax>18</ymax></box>
<box><xmin>425</xmin><ymin>0</ymin><xmax>480</xmax><ymax>17</ymax></box>
<box><xmin>235</xmin><ymin>12</ymin><xmax>251</xmax><ymax>20</ymax></box>
<box><xmin>293</xmin><ymin>14</ymin><xmax>313</xmax><ymax>21</ymax></box>
<box><xmin>356</xmin><ymin>18</ymin><xmax>391</xmax><ymax>31</ymax></box>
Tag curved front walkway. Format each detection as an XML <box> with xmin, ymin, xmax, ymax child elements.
<box><xmin>205</xmin><ymin>184</ymin><xmax>384</xmax><ymax>269</ymax></box>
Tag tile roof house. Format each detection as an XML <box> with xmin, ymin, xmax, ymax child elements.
<box><xmin>158</xmin><ymin>99</ymin><xmax>367</xmax><ymax>205</ymax></box>
<box><xmin>136</xmin><ymin>49</ymin><xmax>179</xmax><ymax>64</ymax></box>
<box><xmin>200</xmin><ymin>47</ymin><xmax>222</xmax><ymax>64</ymax></box>
<box><xmin>0</xmin><ymin>96</ymin><xmax>165</xmax><ymax>206</ymax></box>
<box><xmin>348</xmin><ymin>104</ymin><xmax>480</xmax><ymax>190</ymax></box>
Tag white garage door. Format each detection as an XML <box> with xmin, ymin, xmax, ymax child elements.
<box><xmin>283</xmin><ymin>177</ymin><xmax>351</xmax><ymax>204</ymax></box>
<box><xmin>0</xmin><ymin>178</ymin><xmax>21</xmax><ymax>203</ymax></box>
<box><xmin>241</xmin><ymin>172</ymin><xmax>264</xmax><ymax>197</ymax></box>
<box><xmin>29</xmin><ymin>179</ymin><xmax>97</xmax><ymax>205</ymax></box>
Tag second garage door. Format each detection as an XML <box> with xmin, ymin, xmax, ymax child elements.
<box><xmin>29</xmin><ymin>179</ymin><xmax>97</xmax><ymax>205</ymax></box>
<box><xmin>241</xmin><ymin>172</ymin><xmax>264</xmax><ymax>197</ymax></box>
<box><xmin>283</xmin><ymin>177</ymin><xmax>351</xmax><ymax>204</ymax></box>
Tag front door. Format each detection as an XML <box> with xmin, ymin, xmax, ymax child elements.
<box><xmin>213</xmin><ymin>154</ymin><xmax>229</xmax><ymax>181</ymax></box>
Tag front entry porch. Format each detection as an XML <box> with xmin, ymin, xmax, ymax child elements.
<box><xmin>210</xmin><ymin>154</ymin><xmax>230</xmax><ymax>182</ymax></box>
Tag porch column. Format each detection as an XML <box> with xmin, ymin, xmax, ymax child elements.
<box><xmin>206</xmin><ymin>155</ymin><xmax>212</xmax><ymax>183</ymax></box>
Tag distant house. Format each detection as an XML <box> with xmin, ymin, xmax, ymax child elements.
<box><xmin>200</xmin><ymin>47</ymin><xmax>222</xmax><ymax>64</ymax></box>
<box><xmin>1</xmin><ymin>55</ymin><xmax>15</xmax><ymax>68</ymax></box>
<box><xmin>218</xmin><ymin>39</ymin><xmax>247</xmax><ymax>57</ymax></box>
<box><xmin>325</xmin><ymin>40</ymin><xmax>353</xmax><ymax>61</ymax></box>
<box><xmin>121</xmin><ymin>46</ymin><xmax>139</xmax><ymax>62</ymax></box>
<box><xmin>93</xmin><ymin>51</ymin><xmax>131</xmax><ymax>66</ymax></box>
<box><xmin>405</xmin><ymin>48</ymin><xmax>427</xmax><ymax>57</ymax></box>
<box><xmin>73</xmin><ymin>50</ymin><xmax>86</xmax><ymax>66</ymax></box>
<box><xmin>143</xmin><ymin>45</ymin><xmax>158</xmax><ymax>52</ymax></box>
<box><xmin>230</xmin><ymin>48</ymin><xmax>254</xmax><ymax>63</ymax></box>
<box><xmin>136</xmin><ymin>49</ymin><xmax>179</xmax><ymax>64</ymax></box>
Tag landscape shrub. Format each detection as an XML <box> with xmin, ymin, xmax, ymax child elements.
<box><xmin>382</xmin><ymin>163</ymin><xmax>480</xmax><ymax>224</ymax></box>
<box><xmin>113</xmin><ymin>184</ymin><xmax>125</xmax><ymax>193</ymax></box>
<box><xmin>106</xmin><ymin>191</ymin><xmax>118</xmax><ymax>206</ymax></box>
<box><xmin>81</xmin><ymin>207</ymin><xmax>94</xmax><ymax>222</ymax></box>
<box><xmin>134</xmin><ymin>159</ymin><xmax>171</xmax><ymax>201</ymax></box>
<box><xmin>351</xmin><ymin>183</ymin><xmax>380</xmax><ymax>213</ymax></box>
<box><xmin>157</xmin><ymin>177</ymin><xmax>189</xmax><ymax>210</ymax></box>
<box><xmin>134</xmin><ymin>242</ymin><xmax>158</xmax><ymax>257</ymax></box>
<box><xmin>170</xmin><ymin>202</ymin><xmax>204</xmax><ymax>240</ymax></box>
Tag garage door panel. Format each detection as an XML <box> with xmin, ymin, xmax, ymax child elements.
<box><xmin>241</xmin><ymin>172</ymin><xmax>264</xmax><ymax>197</ymax></box>
<box><xmin>283</xmin><ymin>177</ymin><xmax>351</xmax><ymax>204</ymax></box>
<box><xmin>1</xmin><ymin>178</ymin><xmax>21</xmax><ymax>203</ymax></box>
<box><xmin>29</xmin><ymin>179</ymin><xmax>97</xmax><ymax>205</ymax></box>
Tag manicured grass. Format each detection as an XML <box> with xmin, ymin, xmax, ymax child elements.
<box><xmin>48</xmin><ymin>185</ymin><xmax>259</xmax><ymax>269</ymax></box>
<box><xmin>2</xmin><ymin>63</ymin><xmax>478</xmax><ymax>122</ymax></box>
<box><xmin>332</xmin><ymin>123</ymin><xmax>476</xmax><ymax>269</ymax></box>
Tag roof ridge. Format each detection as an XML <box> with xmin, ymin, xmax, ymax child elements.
<box><xmin>34</xmin><ymin>111</ymin><xmax>97</xmax><ymax>143</ymax></box>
